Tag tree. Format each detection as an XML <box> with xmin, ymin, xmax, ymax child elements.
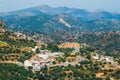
<box><xmin>104</xmin><ymin>70</ymin><xmax>107</xmax><ymax>75</ymax></box>
<box><xmin>80</xmin><ymin>48</ymin><xmax>87</xmax><ymax>54</ymax></box>
<box><xmin>91</xmin><ymin>73</ymin><xmax>96</xmax><ymax>78</ymax></box>
<box><xmin>47</xmin><ymin>43</ymin><xmax>59</xmax><ymax>52</ymax></box>
<box><xmin>36</xmin><ymin>48</ymin><xmax>40</xmax><ymax>53</ymax></box>
<box><xmin>106</xmin><ymin>76</ymin><xmax>110</xmax><ymax>80</ymax></box>
<box><xmin>86</xmin><ymin>54</ymin><xmax>91</xmax><ymax>59</ymax></box>
<box><xmin>41</xmin><ymin>44</ymin><xmax>46</xmax><ymax>50</ymax></box>
<box><xmin>114</xmin><ymin>69</ymin><xmax>120</xmax><ymax>78</ymax></box>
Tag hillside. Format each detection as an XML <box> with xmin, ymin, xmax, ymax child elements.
<box><xmin>0</xmin><ymin>20</ymin><xmax>35</xmax><ymax>62</ymax></box>
<box><xmin>3</xmin><ymin>14</ymin><xmax>86</xmax><ymax>33</ymax></box>
<box><xmin>23</xmin><ymin>29</ymin><xmax>120</xmax><ymax>54</ymax></box>
<box><xmin>0</xmin><ymin>20</ymin><xmax>36</xmax><ymax>47</ymax></box>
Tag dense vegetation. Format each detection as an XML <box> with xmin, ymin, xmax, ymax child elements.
<box><xmin>0</xmin><ymin>21</ymin><xmax>35</xmax><ymax>62</ymax></box>
<box><xmin>0</xmin><ymin>63</ymin><xmax>33</xmax><ymax>80</ymax></box>
<box><xmin>25</xmin><ymin>30</ymin><xmax>120</xmax><ymax>54</ymax></box>
<box><xmin>38</xmin><ymin>61</ymin><xmax>120</xmax><ymax>80</ymax></box>
<box><xmin>0</xmin><ymin>31</ymin><xmax>35</xmax><ymax>47</ymax></box>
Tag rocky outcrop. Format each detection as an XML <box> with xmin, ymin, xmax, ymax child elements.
<box><xmin>0</xmin><ymin>20</ymin><xmax>5</xmax><ymax>28</ymax></box>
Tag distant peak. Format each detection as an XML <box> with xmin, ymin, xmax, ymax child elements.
<box><xmin>37</xmin><ymin>5</ymin><xmax>53</xmax><ymax>8</ymax></box>
<box><xmin>94</xmin><ymin>9</ymin><xmax>109</xmax><ymax>13</ymax></box>
<box><xmin>56</xmin><ymin>6</ymin><xmax>69</xmax><ymax>9</ymax></box>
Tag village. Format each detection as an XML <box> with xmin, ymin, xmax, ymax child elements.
<box><xmin>23</xmin><ymin>42</ymin><xmax>117</xmax><ymax>72</ymax></box>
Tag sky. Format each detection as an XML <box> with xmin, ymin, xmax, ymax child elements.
<box><xmin>0</xmin><ymin>0</ymin><xmax>120</xmax><ymax>13</ymax></box>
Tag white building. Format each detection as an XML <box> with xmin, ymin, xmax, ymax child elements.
<box><xmin>92</xmin><ymin>54</ymin><xmax>114</xmax><ymax>63</ymax></box>
<box><xmin>24</xmin><ymin>50</ymin><xmax>65</xmax><ymax>71</ymax></box>
<box><xmin>51</xmin><ymin>52</ymin><xmax>64</xmax><ymax>57</ymax></box>
<box><xmin>24</xmin><ymin>60</ymin><xmax>32</xmax><ymax>67</ymax></box>
<box><xmin>105</xmin><ymin>56</ymin><xmax>114</xmax><ymax>63</ymax></box>
<box><xmin>92</xmin><ymin>54</ymin><xmax>99</xmax><ymax>60</ymax></box>
<box><xmin>36</xmin><ymin>54</ymin><xmax>49</xmax><ymax>60</ymax></box>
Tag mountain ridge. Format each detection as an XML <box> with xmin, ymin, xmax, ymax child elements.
<box><xmin>1</xmin><ymin>5</ymin><xmax>120</xmax><ymax>20</ymax></box>
<box><xmin>1</xmin><ymin>5</ymin><xmax>120</xmax><ymax>34</ymax></box>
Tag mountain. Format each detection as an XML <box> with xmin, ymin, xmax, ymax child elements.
<box><xmin>76</xmin><ymin>31</ymin><xmax>120</xmax><ymax>53</ymax></box>
<box><xmin>1</xmin><ymin>5</ymin><xmax>120</xmax><ymax>21</ymax></box>
<box><xmin>3</xmin><ymin>14</ymin><xmax>87</xmax><ymax>33</ymax></box>
<box><xmin>1</xmin><ymin>5</ymin><xmax>120</xmax><ymax>33</ymax></box>
<box><xmin>86</xmin><ymin>19</ymin><xmax>120</xmax><ymax>31</ymax></box>
<box><xmin>4</xmin><ymin>13</ymin><xmax>51</xmax><ymax>31</ymax></box>
<box><xmin>3</xmin><ymin>13</ymin><xmax>120</xmax><ymax>33</ymax></box>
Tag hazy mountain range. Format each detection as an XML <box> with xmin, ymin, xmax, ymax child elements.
<box><xmin>1</xmin><ymin>5</ymin><xmax>120</xmax><ymax>33</ymax></box>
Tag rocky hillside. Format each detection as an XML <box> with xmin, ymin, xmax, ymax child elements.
<box><xmin>0</xmin><ymin>20</ymin><xmax>35</xmax><ymax>48</ymax></box>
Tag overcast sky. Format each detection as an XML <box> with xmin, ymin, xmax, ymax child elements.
<box><xmin>0</xmin><ymin>0</ymin><xmax>120</xmax><ymax>13</ymax></box>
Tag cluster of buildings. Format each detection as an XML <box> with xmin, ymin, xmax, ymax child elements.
<box><xmin>24</xmin><ymin>49</ymin><xmax>64</xmax><ymax>71</ymax></box>
<box><xmin>92</xmin><ymin>53</ymin><xmax>114</xmax><ymax>63</ymax></box>
<box><xmin>24</xmin><ymin>42</ymin><xmax>81</xmax><ymax>71</ymax></box>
